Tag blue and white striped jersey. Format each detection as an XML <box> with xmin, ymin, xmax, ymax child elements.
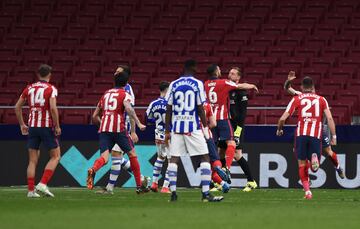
<box><xmin>146</xmin><ymin>97</ymin><xmax>167</xmax><ymax>140</ymax></box>
<box><xmin>165</xmin><ymin>75</ymin><xmax>206</xmax><ymax>133</ymax></box>
<box><xmin>124</xmin><ymin>83</ymin><xmax>135</xmax><ymax>132</ymax></box>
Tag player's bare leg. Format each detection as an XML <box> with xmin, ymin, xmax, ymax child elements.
<box><xmin>323</xmin><ymin>146</ymin><xmax>345</xmax><ymax>179</ymax></box>
<box><xmin>27</xmin><ymin>149</ymin><xmax>40</xmax><ymax>198</ymax></box>
<box><xmin>235</xmin><ymin>150</ymin><xmax>257</xmax><ymax>192</ymax></box>
<box><xmin>298</xmin><ymin>160</ymin><xmax>312</xmax><ymax>199</ymax></box>
<box><xmin>35</xmin><ymin>147</ymin><xmax>60</xmax><ymax>197</ymax></box>
<box><xmin>87</xmin><ymin>150</ymin><xmax>110</xmax><ymax>190</ymax></box>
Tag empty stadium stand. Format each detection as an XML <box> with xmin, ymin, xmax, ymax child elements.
<box><xmin>0</xmin><ymin>0</ymin><xmax>359</xmax><ymax>124</ymax></box>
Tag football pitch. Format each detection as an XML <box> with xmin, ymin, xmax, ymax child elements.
<box><xmin>0</xmin><ymin>188</ymin><xmax>359</xmax><ymax>229</ymax></box>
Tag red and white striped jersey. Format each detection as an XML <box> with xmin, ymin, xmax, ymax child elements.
<box><xmin>20</xmin><ymin>81</ymin><xmax>58</xmax><ymax>128</ymax></box>
<box><xmin>285</xmin><ymin>93</ymin><xmax>329</xmax><ymax>139</ymax></box>
<box><xmin>98</xmin><ymin>88</ymin><xmax>132</xmax><ymax>133</ymax></box>
<box><xmin>204</xmin><ymin>78</ymin><xmax>238</xmax><ymax>120</ymax></box>
<box><xmin>201</xmin><ymin>102</ymin><xmax>214</xmax><ymax>138</ymax></box>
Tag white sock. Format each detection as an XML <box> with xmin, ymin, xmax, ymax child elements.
<box><xmin>163</xmin><ymin>169</ymin><xmax>170</xmax><ymax>188</ymax></box>
<box><xmin>168</xmin><ymin>163</ymin><xmax>178</xmax><ymax>192</ymax></box>
<box><xmin>152</xmin><ymin>157</ymin><xmax>165</xmax><ymax>183</ymax></box>
<box><xmin>200</xmin><ymin>162</ymin><xmax>211</xmax><ymax>195</ymax></box>
<box><xmin>106</xmin><ymin>156</ymin><xmax>122</xmax><ymax>191</ymax></box>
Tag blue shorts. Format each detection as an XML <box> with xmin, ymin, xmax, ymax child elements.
<box><xmin>295</xmin><ymin>136</ymin><xmax>321</xmax><ymax>161</ymax></box>
<box><xmin>99</xmin><ymin>131</ymin><xmax>134</xmax><ymax>154</ymax></box>
<box><xmin>211</xmin><ymin>119</ymin><xmax>234</xmax><ymax>144</ymax></box>
<box><xmin>206</xmin><ymin>138</ymin><xmax>220</xmax><ymax>162</ymax></box>
<box><xmin>27</xmin><ymin>127</ymin><xmax>59</xmax><ymax>150</ymax></box>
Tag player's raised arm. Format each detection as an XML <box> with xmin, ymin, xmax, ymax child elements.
<box><xmin>49</xmin><ymin>89</ymin><xmax>61</xmax><ymax>136</ymax></box>
<box><xmin>284</xmin><ymin>71</ymin><xmax>302</xmax><ymax>96</ymax></box>
<box><xmin>124</xmin><ymin>100</ymin><xmax>146</xmax><ymax>131</ymax></box>
<box><xmin>14</xmin><ymin>96</ymin><xmax>28</xmax><ymax>135</ymax></box>
<box><xmin>237</xmin><ymin>83</ymin><xmax>259</xmax><ymax>93</ymax></box>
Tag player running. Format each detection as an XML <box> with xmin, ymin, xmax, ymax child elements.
<box><xmin>277</xmin><ymin>76</ymin><xmax>337</xmax><ymax>199</ymax></box>
<box><xmin>165</xmin><ymin>59</ymin><xmax>224</xmax><ymax>202</ymax></box>
<box><xmin>147</xmin><ymin>81</ymin><xmax>171</xmax><ymax>193</ymax></box>
<box><xmin>204</xmin><ymin>64</ymin><xmax>258</xmax><ymax>179</ymax></box>
<box><xmin>87</xmin><ymin>71</ymin><xmax>148</xmax><ymax>194</ymax></box>
<box><xmin>15</xmin><ymin>64</ymin><xmax>61</xmax><ymax>198</ymax></box>
<box><xmin>284</xmin><ymin>71</ymin><xmax>345</xmax><ymax>178</ymax></box>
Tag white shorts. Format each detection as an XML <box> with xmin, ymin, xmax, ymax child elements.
<box><xmin>112</xmin><ymin>144</ymin><xmax>124</xmax><ymax>153</ymax></box>
<box><xmin>169</xmin><ymin>129</ymin><xmax>209</xmax><ymax>157</ymax></box>
<box><xmin>156</xmin><ymin>143</ymin><xmax>170</xmax><ymax>159</ymax></box>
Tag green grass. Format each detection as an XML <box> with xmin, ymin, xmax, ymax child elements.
<box><xmin>0</xmin><ymin>188</ymin><xmax>359</xmax><ymax>229</ymax></box>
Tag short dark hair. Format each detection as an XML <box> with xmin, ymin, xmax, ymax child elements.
<box><xmin>114</xmin><ymin>71</ymin><xmax>129</xmax><ymax>87</ymax></box>
<box><xmin>118</xmin><ymin>65</ymin><xmax>131</xmax><ymax>75</ymax></box>
<box><xmin>159</xmin><ymin>81</ymin><xmax>170</xmax><ymax>92</ymax></box>
<box><xmin>207</xmin><ymin>64</ymin><xmax>218</xmax><ymax>77</ymax></box>
<box><xmin>230</xmin><ymin>67</ymin><xmax>241</xmax><ymax>76</ymax></box>
<box><xmin>38</xmin><ymin>64</ymin><xmax>52</xmax><ymax>78</ymax></box>
<box><xmin>184</xmin><ymin>59</ymin><xmax>197</xmax><ymax>73</ymax></box>
<box><xmin>302</xmin><ymin>76</ymin><xmax>314</xmax><ymax>89</ymax></box>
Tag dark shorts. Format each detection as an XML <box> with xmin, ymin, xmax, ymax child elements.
<box><xmin>206</xmin><ymin>138</ymin><xmax>220</xmax><ymax>162</ymax></box>
<box><xmin>27</xmin><ymin>127</ymin><xmax>59</xmax><ymax>150</ymax></box>
<box><xmin>230</xmin><ymin>120</ymin><xmax>244</xmax><ymax>150</ymax></box>
<box><xmin>211</xmin><ymin>119</ymin><xmax>234</xmax><ymax>145</ymax></box>
<box><xmin>99</xmin><ymin>131</ymin><xmax>134</xmax><ymax>154</ymax></box>
<box><xmin>295</xmin><ymin>136</ymin><xmax>322</xmax><ymax>161</ymax></box>
<box><xmin>321</xmin><ymin>125</ymin><xmax>331</xmax><ymax>148</ymax></box>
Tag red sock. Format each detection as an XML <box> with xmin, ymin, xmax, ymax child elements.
<box><xmin>211</xmin><ymin>160</ymin><xmax>223</xmax><ymax>184</ymax></box>
<box><xmin>28</xmin><ymin>177</ymin><xmax>35</xmax><ymax>191</ymax></box>
<box><xmin>299</xmin><ymin>165</ymin><xmax>310</xmax><ymax>192</ymax></box>
<box><xmin>92</xmin><ymin>157</ymin><xmax>106</xmax><ymax>172</ymax></box>
<box><xmin>329</xmin><ymin>151</ymin><xmax>339</xmax><ymax>168</ymax></box>
<box><xmin>212</xmin><ymin>160</ymin><xmax>222</xmax><ymax>169</ymax></box>
<box><xmin>129</xmin><ymin>156</ymin><xmax>141</xmax><ymax>187</ymax></box>
<box><xmin>225</xmin><ymin>145</ymin><xmax>236</xmax><ymax>168</ymax></box>
<box><xmin>40</xmin><ymin>169</ymin><xmax>54</xmax><ymax>185</ymax></box>
<box><xmin>212</xmin><ymin>172</ymin><xmax>223</xmax><ymax>184</ymax></box>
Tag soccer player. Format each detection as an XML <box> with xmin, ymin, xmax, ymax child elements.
<box><xmin>203</xmin><ymin>102</ymin><xmax>231</xmax><ymax>193</ymax></box>
<box><xmin>15</xmin><ymin>64</ymin><xmax>61</xmax><ymax>198</ymax></box>
<box><xmin>204</xmin><ymin>64</ymin><xmax>258</xmax><ymax>178</ymax></box>
<box><xmin>277</xmin><ymin>76</ymin><xmax>337</xmax><ymax>199</ymax></box>
<box><xmin>147</xmin><ymin>81</ymin><xmax>171</xmax><ymax>193</ymax></box>
<box><xmin>164</xmin><ymin>59</ymin><xmax>224</xmax><ymax>202</ymax></box>
<box><xmin>226</xmin><ymin>67</ymin><xmax>257</xmax><ymax>192</ymax></box>
<box><xmin>87</xmin><ymin>71</ymin><xmax>148</xmax><ymax>194</ymax></box>
<box><xmin>284</xmin><ymin>71</ymin><xmax>345</xmax><ymax>178</ymax></box>
<box><xmin>98</xmin><ymin>65</ymin><xmax>143</xmax><ymax>194</ymax></box>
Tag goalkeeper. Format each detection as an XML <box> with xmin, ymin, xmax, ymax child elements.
<box><xmin>219</xmin><ymin>67</ymin><xmax>257</xmax><ymax>192</ymax></box>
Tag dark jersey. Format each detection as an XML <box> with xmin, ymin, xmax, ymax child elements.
<box><xmin>229</xmin><ymin>89</ymin><xmax>248</xmax><ymax>127</ymax></box>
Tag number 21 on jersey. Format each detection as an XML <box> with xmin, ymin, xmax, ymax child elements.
<box><xmin>301</xmin><ymin>99</ymin><xmax>319</xmax><ymax>117</ymax></box>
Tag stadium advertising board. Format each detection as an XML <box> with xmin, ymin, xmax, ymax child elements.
<box><xmin>1</xmin><ymin>141</ymin><xmax>359</xmax><ymax>189</ymax></box>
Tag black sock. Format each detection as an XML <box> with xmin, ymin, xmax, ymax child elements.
<box><xmin>237</xmin><ymin>157</ymin><xmax>254</xmax><ymax>182</ymax></box>
<box><xmin>220</xmin><ymin>158</ymin><xmax>226</xmax><ymax>168</ymax></box>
